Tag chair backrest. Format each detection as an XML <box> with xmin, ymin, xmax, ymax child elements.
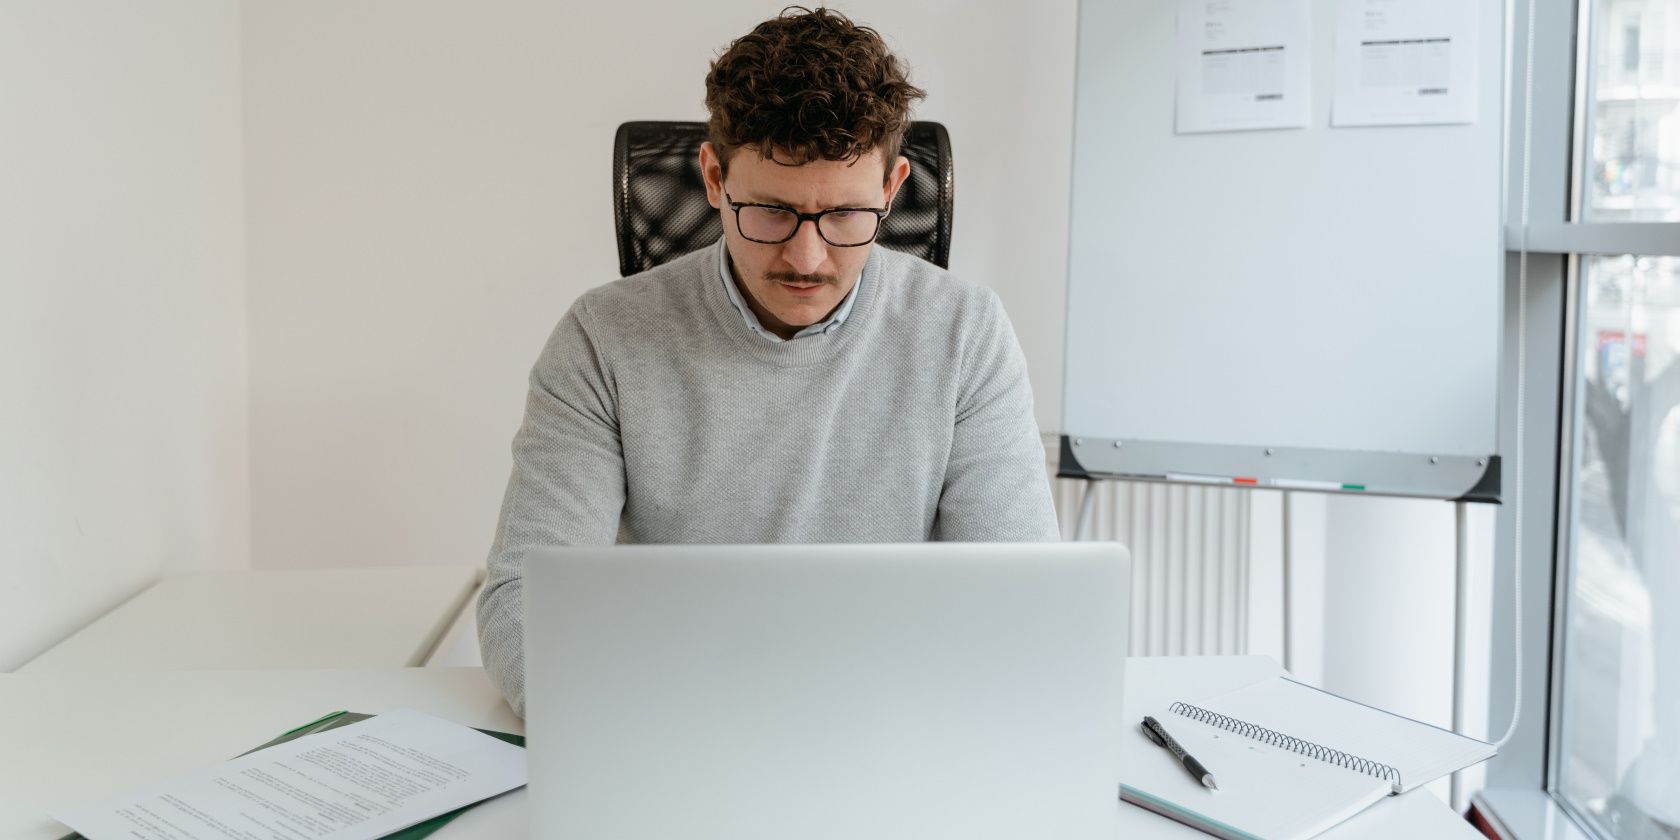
<box><xmin>612</xmin><ymin>121</ymin><xmax>953</xmax><ymax>277</ymax></box>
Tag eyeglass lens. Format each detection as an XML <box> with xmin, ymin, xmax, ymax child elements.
<box><xmin>737</xmin><ymin>206</ymin><xmax>880</xmax><ymax>246</ymax></box>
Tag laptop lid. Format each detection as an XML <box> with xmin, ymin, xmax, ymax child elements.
<box><xmin>524</xmin><ymin>542</ymin><xmax>1130</xmax><ymax>840</ymax></box>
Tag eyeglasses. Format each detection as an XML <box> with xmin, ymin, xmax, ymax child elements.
<box><xmin>724</xmin><ymin>190</ymin><xmax>891</xmax><ymax>247</ymax></box>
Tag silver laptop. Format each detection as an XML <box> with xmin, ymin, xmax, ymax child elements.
<box><xmin>523</xmin><ymin>543</ymin><xmax>1131</xmax><ymax>840</ymax></box>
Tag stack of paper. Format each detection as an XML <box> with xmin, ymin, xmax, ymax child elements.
<box><xmin>51</xmin><ymin>709</ymin><xmax>527</xmax><ymax>840</ymax></box>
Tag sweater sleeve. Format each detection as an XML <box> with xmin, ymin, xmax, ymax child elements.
<box><xmin>478</xmin><ymin>301</ymin><xmax>626</xmax><ymax>717</ymax></box>
<box><xmin>933</xmin><ymin>289</ymin><xmax>1062</xmax><ymax>542</ymax></box>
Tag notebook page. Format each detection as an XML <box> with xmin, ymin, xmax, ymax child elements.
<box><xmin>1194</xmin><ymin>677</ymin><xmax>1495</xmax><ymax>793</ymax></box>
<box><xmin>1121</xmin><ymin>713</ymin><xmax>1391</xmax><ymax>840</ymax></box>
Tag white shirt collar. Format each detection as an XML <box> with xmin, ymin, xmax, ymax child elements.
<box><xmin>717</xmin><ymin>238</ymin><xmax>862</xmax><ymax>343</ymax></box>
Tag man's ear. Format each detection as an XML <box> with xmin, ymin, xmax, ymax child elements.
<box><xmin>700</xmin><ymin>142</ymin><xmax>726</xmax><ymax>209</ymax></box>
<box><xmin>885</xmin><ymin>154</ymin><xmax>912</xmax><ymax>205</ymax></box>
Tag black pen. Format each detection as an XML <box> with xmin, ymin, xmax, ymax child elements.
<box><xmin>1141</xmin><ymin>716</ymin><xmax>1219</xmax><ymax>791</ymax></box>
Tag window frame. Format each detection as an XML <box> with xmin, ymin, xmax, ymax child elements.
<box><xmin>1478</xmin><ymin>0</ymin><xmax>1680</xmax><ymax>836</ymax></box>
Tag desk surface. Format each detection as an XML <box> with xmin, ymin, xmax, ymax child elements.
<box><xmin>0</xmin><ymin>657</ymin><xmax>1478</xmax><ymax>839</ymax></box>
<box><xmin>17</xmin><ymin>567</ymin><xmax>481</xmax><ymax>674</ymax></box>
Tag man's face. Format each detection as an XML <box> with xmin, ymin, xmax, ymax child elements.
<box><xmin>701</xmin><ymin>143</ymin><xmax>910</xmax><ymax>340</ymax></box>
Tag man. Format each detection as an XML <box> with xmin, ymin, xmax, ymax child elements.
<box><xmin>479</xmin><ymin>7</ymin><xmax>1059</xmax><ymax>716</ymax></box>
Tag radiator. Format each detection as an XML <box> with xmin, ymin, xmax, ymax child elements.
<box><xmin>1045</xmin><ymin>437</ymin><xmax>1251</xmax><ymax>656</ymax></box>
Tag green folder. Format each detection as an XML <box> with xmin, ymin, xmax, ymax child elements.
<box><xmin>58</xmin><ymin>710</ymin><xmax>525</xmax><ymax>840</ymax></box>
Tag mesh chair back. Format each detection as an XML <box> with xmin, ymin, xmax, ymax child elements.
<box><xmin>613</xmin><ymin>121</ymin><xmax>953</xmax><ymax>277</ymax></box>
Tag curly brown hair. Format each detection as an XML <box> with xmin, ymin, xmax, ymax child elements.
<box><xmin>704</xmin><ymin>6</ymin><xmax>926</xmax><ymax>179</ymax></box>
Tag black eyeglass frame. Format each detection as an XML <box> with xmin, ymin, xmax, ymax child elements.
<box><xmin>723</xmin><ymin>190</ymin><xmax>893</xmax><ymax>247</ymax></box>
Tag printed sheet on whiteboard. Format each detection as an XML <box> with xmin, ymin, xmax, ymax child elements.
<box><xmin>1175</xmin><ymin>0</ymin><xmax>1312</xmax><ymax>134</ymax></box>
<box><xmin>1332</xmin><ymin>0</ymin><xmax>1479</xmax><ymax>126</ymax></box>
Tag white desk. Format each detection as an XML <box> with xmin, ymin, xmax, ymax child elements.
<box><xmin>17</xmin><ymin>567</ymin><xmax>482</xmax><ymax>673</ymax></box>
<box><xmin>0</xmin><ymin>667</ymin><xmax>523</xmax><ymax>840</ymax></box>
<box><xmin>0</xmin><ymin>657</ymin><xmax>1478</xmax><ymax>839</ymax></box>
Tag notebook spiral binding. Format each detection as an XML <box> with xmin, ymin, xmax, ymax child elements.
<box><xmin>1168</xmin><ymin>701</ymin><xmax>1404</xmax><ymax>789</ymax></box>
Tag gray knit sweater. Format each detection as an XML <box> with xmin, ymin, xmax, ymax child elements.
<box><xmin>477</xmin><ymin>241</ymin><xmax>1060</xmax><ymax>716</ymax></box>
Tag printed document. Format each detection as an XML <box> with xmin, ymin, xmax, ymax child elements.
<box><xmin>1332</xmin><ymin>0</ymin><xmax>1479</xmax><ymax>126</ymax></box>
<box><xmin>1176</xmin><ymin>0</ymin><xmax>1312</xmax><ymax>134</ymax></box>
<box><xmin>51</xmin><ymin>708</ymin><xmax>527</xmax><ymax>840</ymax></box>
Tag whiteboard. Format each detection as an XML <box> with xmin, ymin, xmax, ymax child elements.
<box><xmin>1061</xmin><ymin>0</ymin><xmax>1504</xmax><ymax>501</ymax></box>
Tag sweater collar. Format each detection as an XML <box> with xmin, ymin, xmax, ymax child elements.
<box><xmin>715</xmin><ymin>238</ymin><xmax>864</xmax><ymax>343</ymax></box>
<box><xmin>699</xmin><ymin>237</ymin><xmax>883</xmax><ymax>368</ymax></box>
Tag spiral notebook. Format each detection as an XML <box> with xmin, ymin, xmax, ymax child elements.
<box><xmin>1120</xmin><ymin>676</ymin><xmax>1495</xmax><ymax>840</ymax></box>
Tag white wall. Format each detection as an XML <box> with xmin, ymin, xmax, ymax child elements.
<box><xmin>242</xmin><ymin>0</ymin><xmax>1077</xmax><ymax>569</ymax></box>
<box><xmin>0</xmin><ymin>1</ymin><xmax>249</xmax><ymax>670</ymax></box>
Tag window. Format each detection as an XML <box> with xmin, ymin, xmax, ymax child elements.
<box><xmin>1555</xmin><ymin>255</ymin><xmax>1680</xmax><ymax>838</ymax></box>
<box><xmin>1552</xmin><ymin>2</ymin><xmax>1680</xmax><ymax>838</ymax></box>
<box><xmin>1583</xmin><ymin>0</ymin><xmax>1679</xmax><ymax>221</ymax></box>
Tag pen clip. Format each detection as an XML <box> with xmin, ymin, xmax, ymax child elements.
<box><xmin>1140</xmin><ymin>717</ymin><xmax>1167</xmax><ymax>748</ymax></box>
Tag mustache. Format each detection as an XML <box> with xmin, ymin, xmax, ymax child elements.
<box><xmin>765</xmin><ymin>271</ymin><xmax>840</xmax><ymax>286</ymax></box>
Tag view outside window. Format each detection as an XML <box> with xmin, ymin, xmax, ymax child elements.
<box><xmin>1557</xmin><ymin>6</ymin><xmax>1680</xmax><ymax>836</ymax></box>
<box><xmin>1583</xmin><ymin>0</ymin><xmax>1679</xmax><ymax>221</ymax></box>
<box><xmin>1557</xmin><ymin>253</ymin><xmax>1680</xmax><ymax>840</ymax></box>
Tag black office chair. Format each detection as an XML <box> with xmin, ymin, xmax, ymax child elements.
<box><xmin>612</xmin><ymin>121</ymin><xmax>954</xmax><ymax>277</ymax></box>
